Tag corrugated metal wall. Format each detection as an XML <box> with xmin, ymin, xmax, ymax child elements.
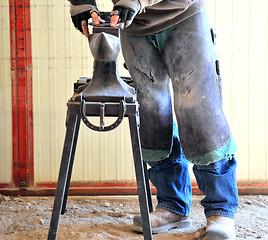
<box><xmin>0</xmin><ymin>0</ymin><xmax>267</xmax><ymax>185</ymax></box>
<box><xmin>206</xmin><ymin>0</ymin><xmax>268</xmax><ymax>181</ymax></box>
<box><xmin>0</xmin><ymin>0</ymin><xmax>12</xmax><ymax>184</ymax></box>
<box><xmin>30</xmin><ymin>0</ymin><xmax>134</xmax><ymax>183</ymax></box>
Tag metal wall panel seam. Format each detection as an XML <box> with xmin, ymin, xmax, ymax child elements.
<box><xmin>236</xmin><ymin>0</ymin><xmax>251</xmax><ymax>180</ymax></box>
<box><xmin>36</xmin><ymin>0</ymin><xmax>51</xmax><ymax>182</ymax></box>
<box><xmin>231</xmin><ymin>0</ymin><xmax>243</xmax><ymax>180</ymax></box>
<box><xmin>31</xmin><ymin>0</ymin><xmax>44</xmax><ymax>183</ymax></box>
<box><xmin>247</xmin><ymin>0</ymin><xmax>253</xmax><ymax>181</ymax></box>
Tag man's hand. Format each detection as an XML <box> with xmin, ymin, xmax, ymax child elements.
<box><xmin>110</xmin><ymin>0</ymin><xmax>141</xmax><ymax>30</ymax></box>
<box><xmin>70</xmin><ymin>4</ymin><xmax>105</xmax><ymax>37</ymax></box>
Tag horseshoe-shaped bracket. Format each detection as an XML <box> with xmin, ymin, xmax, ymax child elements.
<box><xmin>80</xmin><ymin>99</ymin><xmax>126</xmax><ymax>132</ymax></box>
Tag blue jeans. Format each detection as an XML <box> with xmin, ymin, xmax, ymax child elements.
<box><xmin>148</xmin><ymin>132</ymin><xmax>239</xmax><ymax>218</ymax></box>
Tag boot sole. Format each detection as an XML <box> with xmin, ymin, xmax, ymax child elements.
<box><xmin>205</xmin><ymin>230</ymin><xmax>236</xmax><ymax>240</ymax></box>
<box><xmin>131</xmin><ymin>219</ymin><xmax>192</xmax><ymax>234</ymax></box>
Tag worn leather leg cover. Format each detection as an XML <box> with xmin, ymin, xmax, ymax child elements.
<box><xmin>162</xmin><ymin>12</ymin><xmax>231</xmax><ymax>161</ymax></box>
<box><xmin>120</xmin><ymin>32</ymin><xmax>173</xmax><ymax>161</ymax></box>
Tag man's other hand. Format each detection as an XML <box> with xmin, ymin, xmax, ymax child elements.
<box><xmin>110</xmin><ymin>0</ymin><xmax>141</xmax><ymax>30</ymax></box>
<box><xmin>70</xmin><ymin>4</ymin><xmax>104</xmax><ymax>37</ymax></box>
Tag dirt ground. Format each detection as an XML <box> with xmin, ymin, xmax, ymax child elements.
<box><xmin>0</xmin><ymin>194</ymin><xmax>268</xmax><ymax>240</ymax></box>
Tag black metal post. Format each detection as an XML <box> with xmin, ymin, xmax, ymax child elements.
<box><xmin>48</xmin><ymin>112</ymin><xmax>81</xmax><ymax>240</ymax></box>
<box><xmin>128</xmin><ymin>107</ymin><xmax>153</xmax><ymax>240</ymax></box>
<box><xmin>143</xmin><ymin>161</ymin><xmax>153</xmax><ymax>213</ymax></box>
<box><xmin>61</xmin><ymin>114</ymin><xmax>81</xmax><ymax>215</ymax></box>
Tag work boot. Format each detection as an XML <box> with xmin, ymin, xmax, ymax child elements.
<box><xmin>205</xmin><ymin>215</ymin><xmax>236</xmax><ymax>240</ymax></box>
<box><xmin>131</xmin><ymin>208</ymin><xmax>191</xmax><ymax>234</ymax></box>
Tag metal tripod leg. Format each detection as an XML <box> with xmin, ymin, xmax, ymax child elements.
<box><xmin>48</xmin><ymin>112</ymin><xmax>81</xmax><ymax>240</ymax></box>
<box><xmin>128</xmin><ymin>113</ymin><xmax>153</xmax><ymax>240</ymax></box>
<box><xmin>143</xmin><ymin>161</ymin><xmax>153</xmax><ymax>213</ymax></box>
<box><xmin>61</xmin><ymin>114</ymin><xmax>81</xmax><ymax>215</ymax></box>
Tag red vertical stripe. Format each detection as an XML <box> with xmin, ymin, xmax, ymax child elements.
<box><xmin>9</xmin><ymin>0</ymin><xmax>34</xmax><ymax>187</ymax></box>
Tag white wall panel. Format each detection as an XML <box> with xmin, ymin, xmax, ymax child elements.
<box><xmin>31</xmin><ymin>0</ymin><xmax>133</xmax><ymax>183</ymax></box>
<box><xmin>30</xmin><ymin>0</ymin><xmax>268</xmax><ymax>183</ymax></box>
<box><xmin>206</xmin><ymin>0</ymin><xmax>268</xmax><ymax>181</ymax></box>
<box><xmin>0</xmin><ymin>1</ymin><xmax>13</xmax><ymax>183</ymax></box>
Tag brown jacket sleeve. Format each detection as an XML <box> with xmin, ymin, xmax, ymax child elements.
<box><xmin>139</xmin><ymin>0</ymin><xmax>196</xmax><ymax>9</ymax></box>
<box><xmin>112</xmin><ymin>0</ymin><xmax>197</xmax><ymax>12</ymax></box>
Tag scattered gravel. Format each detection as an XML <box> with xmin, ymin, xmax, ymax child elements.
<box><xmin>0</xmin><ymin>194</ymin><xmax>267</xmax><ymax>239</ymax></box>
